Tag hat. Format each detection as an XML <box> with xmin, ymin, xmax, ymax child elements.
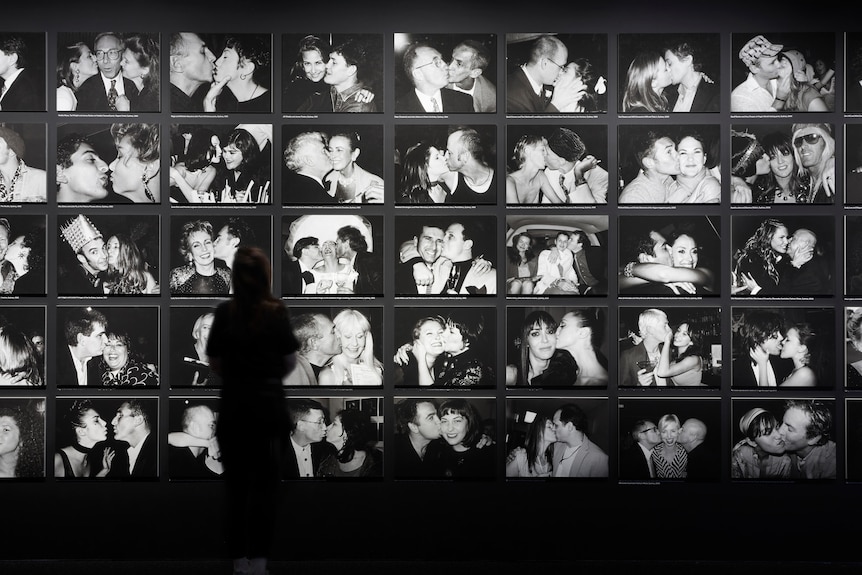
<box><xmin>781</xmin><ymin>49</ymin><xmax>809</xmax><ymax>82</ymax></box>
<box><xmin>0</xmin><ymin>127</ymin><xmax>25</xmax><ymax>158</ymax></box>
<box><xmin>739</xmin><ymin>407</ymin><xmax>768</xmax><ymax>435</ymax></box>
<box><xmin>547</xmin><ymin>128</ymin><xmax>585</xmax><ymax>162</ymax></box>
<box><xmin>739</xmin><ymin>35</ymin><xmax>783</xmax><ymax>67</ymax></box>
<box><xmin>60</xmin><ymin>215</ymin><xmax>102</xmax><ymax>253</ymax></box>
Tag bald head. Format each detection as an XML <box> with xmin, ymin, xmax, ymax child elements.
<box><xmin>678</xmin><ymin>418</ymin><xmax>706</xmax><ymax>451</ymax></box>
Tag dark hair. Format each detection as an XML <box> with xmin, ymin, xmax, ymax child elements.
<box><xmin>738</xmin><ymin>310</ymin><xmax>784</xmax><ymax>352</ymax></box>
<box><xmin>742</xmin><ymin>410</ymin><xmax>780</xmax><ymax>441</ymax></box>
<box><xmin>0</xmin><ymin>35</ymin><xmax>26</xmax><ymax>68</ymax></box>
<box><xmin>0</xmin><ymin>324</ymin><xmax>42</xmax><ymax>386</ymax></box>
<box><xmin>224</xmin><ymin>35</ymin><xmax>271</xmax><ymax>87</ymax></box>
<box><xmin>570</xmin><ymin>57</ymin><xmax>600</xmax><ymax>112</ymax></box>
<box><xmin>670</xmin><ymin>321</ymin><xmax>704</xmax><ymax>364</ymax></box>
<box><xmin>395</xmin><ymin>397</ymin><xmax>437</xmax><ymax>435</ymax></box>
<box><xmin>439</xmin><ymin>398</ymin><xmax>483</xmax><ymax>449</ymax></box>
<box><xmin>292</xmin><ymin>236</ymin><xmax>318</xmax><ymax>260</ymax></box>
<box><xmin>631</xmin><ymin>130</ymin><xmax>671</xmax><ymax>170</ymax></box>
<box><xmin>222</xmin><ymin>217</ymin><xmax>255</xmax><ymax>247</ymax></box>
<box><xmin>0</xmin><ymin>401</ymin><xmax>44</xmax><ymax>477</ymax></box>
<box><xmin>665</xmin><ymin>39</ymin><xmax>703</xmax><ymax>72</ymax></box>
<box><xmin>331</xmin><ymin>38</ymin><xmax>368</xmax><ymax>76</ymax></box>
<box><xmin>290</xmin><ymin>35</ymin><xmax>330</xmax><ymax>82</ymax></box>
<box><xmin>183</xmin><ymin>128</ymin><xmax>219</xmax><ymax>172</ymax></box>
<box><xmin>752</xmin><ymin>131</ymin><xmax>809</xmax><ymax>203</ymax></box>
<box><xmin>524</xmin><ymin>414</ymin><xmax>553</xmax><ymax>475</ymax></box>
<box><xmin>399</xmin><ymin>141</ymin><xmax>440</xmax><ymax>203</ymax></box>
<box><xmin>507</xmin><ymin>232</ymin><xmax>536</xmax><ymax>265</ymax></box>
<box><xmin>16</xmin><ymin>230</ymin><xmax>45</xmax><ymax>276</ymax></box>
<box><xmin>622</xmin><ymin>52</ymin><xmax>668</xmax><ymax>113</ymax></box>
<box><xmin>230</xmin><ymin>246</ymin><xmax>275</xmax><ymax>308</ymax></box>
<box><xmin>734</xmin><ymin>218</ymin><xmax>787</xmax><ymax>286</ymax></box>
<box><xmin>223</xmin><ymin>129</ymin><xmax>260</xmax><ymax>172</ymax></box>
<box><xmin>287</xmin><ymin>398</ymin><xmax>325</xmax><ymax>432</ymax></box>
<box><xmin>336</xmin><ymin>225</ymin><xmax>367</xmax><ymax>253</ymax></box>
<box><xmin>122</xmin><ymin>399</ymin><xmax>150</xmax><ymax>430</ymax></box>
<box><xmin>520</xmin><ymin>310</ymin><xmax>558</xmax><ymax>385</ymax></box>
<box><xmin>63</xmin><ymin>307</ymin><xmax>107</xmax><ymax>346</ymax></box>
<box><xmin>445</xmin><ymin>313</ymin><xmax>484</xmax><ymax>349</ymax></box>
<box><xmin>56</xmin><ymin>134</ymin><xmax>92</xmax><ymax>170</ymax></box>
<box><xmin>557</xmin><ymin>403</ymin><xmax>588</xmax><ymax>434</ymax></box>
<box><xmin>56</xmin><ymin>42</ymin><xmax>90</xmax><ymax>88</ymax></box>
<box><xmin>123</xmin><ymin>34</ymin><xmax>160</xmax><ymax>95</ymax></box>
<box><xmin>334</xmin><ymin>408</ymin><xmax>377</xmax><ymax>464</ymax></box>
<box><xmin>783</xmin><ymin>399</ymin><xmax>832</xmax><ymax>444</ymax></box>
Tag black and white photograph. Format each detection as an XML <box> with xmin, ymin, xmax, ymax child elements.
<box><xmin>53</xmin><ymin>397</ymin><xmax>158</xmax><ymax>479</ymax></box>
<box><xmin>0</xmin><ymin>306</ymin><xmax>45</xmax><ymax>387</ymax></box>
<box><xmin>731</xmin><ymin>397</ymin><xmax>836</xmax><ymax>480</ymax></box>
<box><xmin>730</xmin><ymin>123</ymin><xmax>836</xmax><ymax>204</ymax></box>
<box><xmin>0</xmin><ymin>397</ymin><xmax>44</xmax><ymax>479</ymax></box>
<box><xmin>618</xmin><ymin>215</ymin><xmax>720</xmax><ymax>296</ymax></box>
<box><xmin>847</xmin><ymin>32</ymin><xmax>862</xmax><ymax>113</ymax></box>
<box><xmin>0</xmin><ymin>33</ymin><xmax>46</xmax><ymax>112</ymax></box>
<box><xmin>55</xmin><ymin>305</ymin><xmax>160</xmax><ymax>388</ymax></box>
<box><xmin>618</xmin><ymin>33</ymin><xmax>719</xmax><ymax>114</ymax></box>
<box><xmin>0</xmin><ymin>123</ymin><xmax>46</xmax><ymax>203</ymax></box>
<box><xmin>281</xmin><ymin>214</ymin><xmax>383</xmax><ymax>297</ymax></box>
<box><xmin>169</xmin><ymin>123</ymin><xmax>272</xmax><ymax>204</ymax></box>
<box><xmin>847</xmin><ymin>307</ymin><xmax>862</xmax><ymax>388</ymax></box>
<box><xmin>505</xmin><ymin>306</ymin><xmax>608</xmax><ymax>388</ymax></box>
<box><xmin>504</xmin><ymin>124</ymin><xmax>608</xmax><ymax>205</ymax></box>
<box><xmin>394</xmin><ymin>33</ymin><xmax>496</xmax><ymax>114</ymax></box>
<box><xmin>505</xmin><ymin>215</ymin><xmax>609</xmax><ymax>296</ymax></box>
<box><xmin>730</xmin><ymin>307</ymin><xmax>835</xmax><ymax>389</ymax></box>
<box><xmin>168</xmin><ymin>397</ymin><xmax>223</xmax><ymax>480</ymax></box>
<box><xmin>731</xmin><ymin>215</ymin><xmax>834</xmax><ymax>297</ymax></box>
<box><xmin>57</xmin><ymin>123</ymin><xmax>161</xmax><ymax>204</ymax></box>
<box><xmin>847</xmin><ymin>216</ymin><xmax>862</xmax><ymax>296</ymax></box>
<box><xmin>169</xmin><ymin>215</ymin><xmax>270</xmax><ymax>297</ymax></box>
<box><xmin>57</xmin><ymin>214</ymin><xmax>159</xmax><ymax>296</ymax></box>
<box><xmin>394</xmin><ymin>124</ymin><xmax>496</xmax><ymax>205</ymax></box>
<box><xmin>393</xmin><ymin>215</ymin><xmax>496</xmax><ymax>296</ymax></box>
<box><xmin>618</xmin><ymin>306</ymin><xmax>721</xmax><ymax>388</ymax></box>
<box><xmin>169</xmin><ymin>306</ymin><xmax>220</xmax><ymax>388</ymax></box>
<box><xmin>282</xmin><ymin>124</ymin><xmax>383</xmax><ymax>205</ymax></box>
<box><xmin>730</xmin><ymin>32</ymin><xmax>835</xmax><ymax>113</ymax></box>
<box><xmin>847</xmin><ymin>400</ymin><xmax>862</xmax><ymax>482</ymax></box>
<box><xmin>506</xmin><ymin>397</ymin><xmax>609</xmax><ymax>478</ymax></box>
<box><xmin>57</xmin><ymin>32</ymin><xmax>159</xmax><ymax>112</ymax></box>
<box><xmin>617</xmin><ymin>124</ymin><xmax>721</xmax><ymax>204</ymax></box>
<box><xmin>393</xmin><ymin>396</ymin><xmax>495</xmax><ymax>480</ymax></box>
<box><xmin>505</xmin><ymin>33</ymin><xmax>608</xmax><ymax>114</ymax></box>
<box><xmin>618</xmin><ymin>398</ymin><xmax>721</xmax><ymax>481</ymax></box>
<box><xmin>0</xmin><ymin>214</ymin><xmax>46</xmax><ymax>296</ymax></box>
<box><xmin>169</xmin><ymin>32</ymin><xmax>270</xmax><ymax>113</ymax></box>
<box><xmin>845</xmin><ymin>125</ymin><xmax>862</xmax><ymax>204</ymax></box>
<box><xmin>283</xmin><ymin>306</ymin><xmax>383</xmax><ymax>387</ymax></box>
<box><xmin>282</xmin><ymin>33</ymin><xmax>383</xmax><ymax>114</ymax></box>
<box><xmin>392</xmin><ymin>306</ymin><xmax>495</xmax><ymax>388</ymax></box>
<box><xmin>285</xmin><ymin>396</ymin><xmax>383</xmax><ymax>479</ymax></box>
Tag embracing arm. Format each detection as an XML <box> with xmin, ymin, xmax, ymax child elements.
<box><xmin>625</xmin><ymin>262</ymin><xmax>713</xmax><ymax>286</ymax></box>
<box><xmin>538</xmin><ymin>171</ymin><xmax>567</xmax><ymax>204</ymax></box>
<box><xmin>655</xmin><ymin>354</ymin><xmax>702</xmax><ymax>379</ymax></box>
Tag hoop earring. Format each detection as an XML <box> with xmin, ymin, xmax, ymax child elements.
<box><xmin>240</xmin><ymin>72</ymin><xmax>251</xmax><ymax>81</ymax></box>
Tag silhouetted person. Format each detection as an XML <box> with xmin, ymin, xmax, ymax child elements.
<box><xmin>206</xmin><ymin>246</ymin><xmax>299</xmax><ymax>575</ymax></box>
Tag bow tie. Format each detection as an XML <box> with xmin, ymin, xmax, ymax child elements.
<box><xmin>301</xmin><ymin>271</ymin><xmax>315</xmax><ymax>285</ymax></box>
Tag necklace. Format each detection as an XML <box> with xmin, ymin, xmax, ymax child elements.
<box><xmin>559</xmin><ymin>445</ymin><xmax>581</xmax><ymax>462</ymax></box>
<box><xmin>71</xmin><ymin>443</ymin><xmax>92</xmax><ymax>455</ymax></box>
<box><xmin>0</xmin><ymin>162</ymin><xmax>23</xmax><ymax>202</ymax></box>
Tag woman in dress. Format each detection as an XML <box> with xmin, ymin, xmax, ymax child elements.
<box><xmin>657</xmin><ymin>322</ymin><xmax>705</xmax><ymax>386</ymax></box>
<box><xmin>554</xmin><ymin>310</ymin><xmax>609</xmax><ymax>386</ymax></box>
<box><xmin>621</xmin><ymin>51</ymin><xmax>671</xmax><ymax>112</ymax></box>
<box><xmin>651</xmin><ymin>413</ymin><xmax>687</xmax><ymax>478</ymax></box>
<box><xmin>675</xmin><ymin>132</ymin><xmax>720</xmax><ymax>203</ymax></box>
<box><xmin>324</xmin><ymin>131</ymin><xmax>383</xmax><ymax>203</ymax></box>
<box><xmin>730</xmin><ymin>407</ymin><xmax>791</xmax><ymax>479</ymax></box>
<box><xmin>108</xmin><ymin>123</ymin><xmax>160</xmax><ymax>203</ymax></box>
<box><xmin>56</xmin><ymin>42</ymin><xmax>98</xmax><ymax>112</ymax></box>
<box><xmin>54</xmin><ymin>399</ymin><xmax>113</xmax><ymax>478</ymax></box>
<box><xmin>211</xmin><ymin>128</ymin><xmax>267</xmax><ymax>203</ymax></box>
<box><xmin>318</xmin><ymin>309</ymin><xmax>383</xmax><ymax>387</ymax></box>
<box><xmin>506</xmin><ymin>232</ymin><xmax>539</xmax><ymax>295</ymax></box>
<box><xmin>204</xmin><ymin>35</ymin><xmax>271</xmax><ymax>113</ymax></box>
<box><xmin>508</xmin><ymin>310</ymin><xmax>577</xmax><ymax>387</ymax></box>
<box><xmin>779</xmin><ymin>323</ymin><xmax>821</xmax><ymax>387</ymax></box>
<box><xmin>732</xmin><ymin>218</ymin><xmax>789</xmax><ymax>295</ymax></box>
<box><xmin>318</xmin><ymin>408</ymin><xmax>383</xmax><ymax>478</ymax></box>
<box><xmin>308</xmin><ymin>240</ymin><xmax>357</xmax><ymax>295</ymax></box>
<box><xmin>432</xmin><ymin>314</ymin><xmax>494</xmax><ymax>387</ymax></box>
<box><xmin>505</xmin><ymin>135</ymin><xmax>565</xmax><ymax>204</ymax></box>
<box><xmin>169</xmin><ymin>128</ymin><xmax>222</xmax><ymax>203</ymax></box>
<box><xmin>0</xmin><ymin>231</ymin><xmax>45</xmax><ymax>296</ymax></box>
<box><xmin>97</xmin><ymin>331</ymin><xmax>159</xmax><ymax>387</ymax></box>
<box><xmin>0</xmin><ymin>400</ymin><xmax>44</xmax><ymax>478</ymax></box>
<box><xmin>0</xmin><ymin>324</ymin><xmax>42</xmax><ymax>387</ymax></box>
<box><xmin>437</xmin><ymin>398</ymin><xmax>494</xmax><ymax>479</ymax></box>
<box><xmin>118</xmin><ymin>34</ymin><xmax>159</xmax><ymax>111</ymax></box>
<box><xmin>506</xmin><ymin>414</ymin><xmax>555</xmax><ymax>477</ymax></box>
<box><xmin>103</xmin><ymin>234</ymin><xmax>158</xmax><ymax>295</ymax></box>
<box><xmin>169</xmin><ymin>220</ymin><xmax>232</xmax><ymax>295</ymax></box>
<box><xmin>397</xmin><ymin>141</ymin><xmax>456</xmax><ymax>204</ymax></box>
<box><xmin>750</xmin><ymin>131</ymin><xmax>811</xmax><ymax>204</ymax></box>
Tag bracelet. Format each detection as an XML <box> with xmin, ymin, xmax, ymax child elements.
<box><xmin>623</xmin><ymin>261</ymin><xmax>635</xmax><ymax>278</ymax></box>
<box><xmin>574</xmin><ymin>179</ymin><xmax>587</xmax><ymax>186</ymax></box>
<box><xmin>775</xmin><ymin>97</ymin><xmax>786</xmax><ymax>102</ymax></box>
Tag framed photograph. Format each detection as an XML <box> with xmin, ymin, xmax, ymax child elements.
<box><xmin>168</xmin><ymin>397</ymin><xmax>223</xmax><ymax>480</ymax></box>
<box><xmin>0</xmin><ymin>397</ymin><xmax>45</xmax><ymax>479</ymax></box>
<box><xmin>55</xmin><ymin>305</ymin><xmax>160</xmax><ymax>388</ymax></box>
<box><xmin>847</xmin><ymin>307</ymin><xmax>862</xmax><ymax>388</ymax></box>
<box><xmin>0</xmin><ymin>123</ymin><xmax>47</xmax><ymax>203</ymax></box>
<box><xmin>169</xmin><ymin>123</ymin><xmax>272</xmax><ymax>205</ymax></box>
<box><xmin>0</xmin><ymin>305</ymin><xmax>46</xmax><ymax>387</ymax></box>
<box><xmin>0</xmin><ymin>214</ymin><xmax>46</xmax><ymax>295</ymax></box>
<box><xmin>281</xmin><ymin>214</ymin><xmax>383</xmax><ymax>297</ymax></box>
<box><xmin>169</xmin><ymin>306</ymin><xmax>220</xmax><ymax>388</ymax></box>
<box><xmin>56</xmin><ymin>32</ymin><xmax>159</xmax><ymax>112</ymax></box>
<box><xmin>0</xmin><ymin>32</ymin><xmax>46</xmax><ymax>111</ymax></box>
<box><xmin>847</xmin><ymin>399</ymin><xmax>862</xmax><ymax>481</ymax></box>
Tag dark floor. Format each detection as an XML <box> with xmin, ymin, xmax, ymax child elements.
<box><xmin>2</xmin><ymin>560</ymin><xmax>861</xmax><ymax>575</ymax></box>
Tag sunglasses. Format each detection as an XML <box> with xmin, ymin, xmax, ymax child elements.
<box><xmin>793</xmin><ymin>133</ymin><xmax>823</xmax><ymax>148</ymax></box>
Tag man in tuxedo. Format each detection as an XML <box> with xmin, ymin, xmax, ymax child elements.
<box><xmin>732</xmin><ymin>310</ymin><xmax>791</xmax><ymax>388</ymax></box>
<box><xmin>620</xmin><ymin>419</ymin><xmax>660</xmax><ymax>479</ymax></box>
<box><xmin>282</xmin><ymin>313</ymin><xmax>341</xmax><ymax>387</ymax></box>
<box><xmin>58</xmin><ymin>306</ymin><xmax>108</xmax><ymax>387</ymax></box>
<box><xmin>108</xmin><ymin>400</ymin><xmax>157</xmax><ymax>478</ymax></box>
<box><xmin>395</xmin><ymin>42</ymin><xmax>473</xmax><ymax>113</ymax></box>
<box><xmin>75</xmin><ymin>33</ymin><xmax>139</xmax><ymax>112</ymax></box>
<box><xmin>282</xmin><ymin>131</ymin><xmax>335</xmax><ymax>204</ymax></box>
<box><xmin>551</xmin><ymin>402</ymin><xmax>608</xmax><ymax>477</ymax></box>
<box><xmin>169</xmin><ymin>32</ymin><xmax>215</xmax><ymax>112</ymax></box>
<box><xmin>285</xmin><ymin>398</ymin><xmax>335</xmax><ymax>478</ymax></box>
<box><xmin>543</xmin><ymin>127</ymin><xmax>608</xmax><ymax>204</ymax></box>
<box><xmin>282</xmin><ymin>236</ymin><xmax>324</xmax><ymax>295</ymax></box>
<box><xmin>0</xmin><ymin>35</ymin><xmax>45</xmax><ymax>111</ymax></box>
<box><xmin>336</xmin><ymin>225</ymin><xmax>382</xmax><ymax>295</ymax></box>
<box><xmin>446</xmin><ymin>39</ymin><xmax>496</xmax><ymax>113</ymax></box>
<box><xmin>506</xmin><ymin>34</ymin><xmax>583</xmax><ymax>114</ymax></box>
<box><xmin>781</xmin><ymin>229</ymin><xmax>830</xmax><ymax>295</ymax></box>
<box><xmin>430</xmin><ymin>221</ymin><xmax>496</xmax><ymax>295</ymax></box>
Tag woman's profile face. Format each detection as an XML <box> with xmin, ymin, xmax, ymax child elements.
<box><xmin>677</xmin><ymin>136</ymin><xmax>706</xmax><ymax>178</ymax></box>
<box><xmin>79</xmin><ymin>408</ymin><xmax>108</xmax><ymax>443</ymax></box>
<box><xmin>108</xmin><ymin>136</ymin><xmax>145</xmax><ymax>195</ymax></box>
<box><xmin>554</xmin><ymin>313</ymin><xmax>582</xmax><ymax>349</ymax></box>
<box><xmin>670</xmin><ymin>234</ymin><xmax>698</xmax><ymax>269</ymax></box>
<box><xmin>301</xmin><ymin>48</ymin><xmax>326</xmax><ymax>82</ymax></box>
<box><xmin>105</xmin><ymin>236</ymin><xmax>120</xmax><ymax>268</ymax></box>
<box><xmin>214</xmin><ymin>47</ymin><xmax>241</xmax><ymax>83</ymax></box>
<box><xmin>338</xmin><ymin>325</ymin><xmax>367</xmax><ymax>361</ymax></box>
<box><xmin>426</xmin><ymin>146</ymin><xmax>448</xmax><ymax>179</ymax></box>
<box><xmin>768</xmin><ymin>148</ymin><xmax>795</xmax><ymax>179</ymax></box>
<box><xmin>77</xmin><ymin>46</ymin><xmax>98</xmax><ymax>77</ymax></box>
<box><xmin>416</xmin><ymin>320</ymin><xmax>445</xmax><ymax>358</ymax></box>
<box><xmin>0</xmin><ymin>415</ymin><xmax>21</xmax><ymax>457</ymax></box>
<box><xmin>325</xmin><ymin>415</ymin><xmax>344</xmax><ymax>448</ymax></box>
<box><xmin>769</xmin><ymin>225</ymin><xmax>790</xmax><ymax>254</ymax></box>
<box><xmin>188</xmin><ymin>230</ymin><xmax>215</xmax><ymax>267</ymax></box>
<box><xmin>780</xmin><ymin>327</ymin><xmax>802</xmax><ymax>360</ymax></box>
<box><xmin>120</xmin><ymin>48</ymin><xmax>143</xmax><ymax>81</ymax></box>
<box><xmin>753</xmin><ymin>426</ymin><xmax>786</xmax><ymax>455</ymax></box>
<box><xmin>651</xmin><ymin>57</ymin><xmax>672</xmax><ymax>92</ymax></box>
<box><xmin>222</xmin><ymin>144</ymin><xmax>243</xmax><ymax>171</ymax></box>
<box><xmin>527</xmin><ymin>321</ymin><xmax>556</xmax><ymax>361</ymax></box>
<box><xmin>524</xmin><ymin>140</ymin><xmax>547</xmax><ymax>169</ymax></box>
<box><xmin>660</xmin><ymin>420</ymin><xmax>679</xmax><ymax>446</ymax></box>
<box><xmin>442</xmin><ymin>324</ymin><xmax>466</xmax><ymax>354</ymax></box>
<box><xmin>440</xmin><ymin>410</ymin><xmax>468</xmax><ymax>446</ymax></box>
<box><xmin>103</xmin><ymin>336</ymin><xmax>129</xmax><ymax>371</ymax></box>
<box><xmin>542</xmin><ymin>418</ymin><xmax>556</xmax><ymax>442</ymax></box>
<box><xmin>673</xmin><ymin>323</ymin><xmax>692</xmax><ymax>348</ymax></box>
<box><xmin>327</xmin><ymin>135</ymin><xmax>356</xmax><ymax>172</ymax></box>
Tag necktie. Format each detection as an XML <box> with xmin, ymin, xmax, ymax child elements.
<box><xmin>301</xmin><ymin>271</ymin><xmax>315</xmax><ymax>285</ymax></box>
<box><xmin>431</xmin><ymin>97</ymin><xmax>440</xmax><ymax>112</ymax></box>
<box><xmin>0</xmin><ymin>78</ymin><xmax>6</xmax><ymax>99</ymax></box>
<box><xmin>108</xmin><ymin>79</ymin><xmax>118</xmax><ymax>110</ymax></box>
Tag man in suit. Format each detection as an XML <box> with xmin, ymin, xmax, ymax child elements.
<box><xmin>620</xmin><ymin>419</ymin><xmax>660</xmax><ymax>480</ymax></box>
<box><xmin>446</xmin><ymin>39</ymin><xmax>496</xmax><ymax>113</ymax></box>
<box><xmin>551</xmin><ymin>403</ymin><xmax>608</xmax><ymax>477</ymax></box>
<box><xmin>732</xmin><ymin>310</ymin><xmax>791</xmax><ymax>388</ymax></box>
<box><xmin>506</xmin><ymin>34</ymin><xmax>583</xmax><ymax>114</ymax></box>
<box><xmin>108</xmin><ymin>400</ymin><xmax>157</xmax><ymax>478</ymax></box>
<box><xmin>282</xmin><ymin>131</ymin><xmax>335</xmax><ymax>204</ymax></box>
<box><xmin>781</xmin><ymin>229</ymin><xmax>830</xmax><ymax>295</ymax></box>
<box><xmin>282</xmin><ymin>236</ymin><xmax>323</xmax><ymax>295</ymax></box>
<box><xmin>169</xmin><ymin>32</ymin><xmax>215</xmax><ymax>112</ymax></box>
<box><xmin>0</xmin><ymin>35</ymin><xmax>45</xmax><ymax>111</ymax></box>
<box><xmin>662</xmin><ymin>40</ymin><xmax>720</xmax><ymax>113</ymax></box>
<box><xmin>336</xmin><ymin>225</ymin><xmax>382</xmax><ymax>295</ymax></box>
<box><xmin>75</xmin><ymin>33</ymin><xmax>139</xmax><ymax>112</ymax></box>
<box><xmin>619</xmin><ymin>309</ymin><xmax>670</xmax><ymax>387</ymax></box>
<box><xmin>169</xmin><ymin>404</ymin><xmax>223</xmax><ymax>479</ymax></box>
<box><xmin>395</xmin><ymin>42</ymin><xmax>473</xmax><ymax>113</ymax></box>
<box><xmin>285</xmin><ymin>398</ymin><xmax>336</xmax><ymax>478</ymax></box>
<box><xmin>543</xmin><ymin>127</ymin><xmax>608</xmax><ymax>204</ymax></box>
<box><xmin>678</xmin><ymin>418</ymin><xmax>719</xmax><ymax>481</ymax></box>
<box><xmin>430</xmin><ymin>221</ymin><xmax>496</xmax><ymax>295</ymax></box>
<box><xmin>282</xmin><ymin>313</ymin><xmax>342</xmax><ymax>387</ymax></box>
<box><xmin>57</xmin><ymin>306</ymin><xmax>108</xmax><ymax>387</ymax></box>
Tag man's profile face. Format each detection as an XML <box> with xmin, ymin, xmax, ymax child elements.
<box><xmin>447</xmin><ymin>46</ymin><xmax>476</xmax><ymax>84</ymax></box>
<box><xmin>645</xmin><ymin>314</ymin><xmax>669</xmax><ymax>340</ymax></box>
<box><xmin>664</xmin><ymin>50</ymin><xmax>689</xmax><ymax>85</ymax></box>
<box><xmin>754</xmin><ymin>55</ymin><xmax>781</xmax><ymax>79</ymax></box>
<box><xmin>637</xmin><ymin>421</ymin><xmax>660</xmax><ymax>448</ymax></box>
<box><xmin>61</xmin><ymin>143</ymin><xmax>109</xmax><ymax>201</ymax></box>
<box><xmin>678</xmin><ymin>421</ymin><xmax>693</xmax><ymax>445</ymax></box>
<box><xmin>298</xmin><ymin>408</ymin><xmax>326</xmax><ymax>443</ymax></box>
<box><xmin>444</xmin><ymin>132</ymin><xmax>465</xmax><ymax>172</ymax></box>
<box><xmin>179</xmin><ymin>33</ymin><xmax>215</xmax><ymax>83</ymax></box>
<box><xmin>417</xmin><ymin>226</ymin><xmax>444</xmax><ymax>264</ymax></box>
<box><xmin>324</xmin><ymin>51</ymin><xmax>353</xmax><ymax>86</ymax></box>
<box><xmin>212</xmin><ymin>226</ymin><xmax>236</xmax><ymax>260</ymax></box>
<box><xmin>77</xmin><ymin>237</ymin><xmax>108</xmax><ymax>273</ymax></box>
<box><xmin>300</xmin><ymin>135</ymin><xmax>331</xmax><ymax>177</ymax></box>
<box><xmin>112</xmin><ymin>403</ymin><xmax>140</xmax><ymax>442</ymax></box>
<box><xmin>411</xmin><ymin>401</ymin><xmax>441</xmax><ymax>440</ymax></box>
<box><xmin>779</xmin><ymin>407</ymin><xmax>815</xmax><ymax>453</ymax></box>
<box><xmin>94</xmin><ymin>35</ymin><xmax>123</xmax><ymax>78</ymax></box>
<box><xmin>300</xmin><ymin>241</ymin><xmax>322</xmax><ymax>263</ymax></box>
<box><xmin>543</xmin><ymin>145</ymin><xmax>565</xmax><ymax>171</ymax></box>
<box><xmin>552</xmin><ymin>409</ymin><xmax>570</xmax><ymax>442</ymax></box>
<box><xmin>442</xmin><ymin>223</ymin><xmax>468</xmax><ymax>261</ymax></box>
<box><xmin>541</xmin><ymin>45</ymin><xmax>568</xmax><ymax>85</ymax></box>
<box><xmin>649</xmin><ymin>137</ymin><xmax>680</xmax><ymax>176</ymax></box>
<box><xmin>760</xmin><ymin>330</ymin><xmax>784</xmax><ymax>356</ymax></box>
<box><xmin>412</xmin><ymin>46</ymin><xmax>449</xmax><ymax>90</ymax></box>
<box><xmin>0</xmin><ymin>225</ymin><xmax>9</xmax><ymax>261</ymax></box>
<box><xmin>78</xmin><ymin>321</ymin><xmax>107</xmax><ymax>358</ymax></box>
<box><xmin>314</xmin><ymin>315</ymin><xmax>342</xmax><ymax>356</ymax></box>
<box><xmin>191</xmin><ymin>407</ymin><xmax>216</xmax><ymax>440</ymax></box>
<box><xmin>0</xmin><ymin>49</ymin><xmax>18</xmax><ymax>77</ymax></box>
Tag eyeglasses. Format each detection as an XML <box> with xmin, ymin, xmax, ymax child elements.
<box><xmin>545</xmin><ymin>57</ymin><xmax>566</xmax><ymax>71</ymax></box>
<box><xmin>793</xmin><ymin>133</ymin><xmax>822</xmax><ymax>148</ymax></box>
<box><xmin>95</xmin><ymin>49</ymin><xmax>122</xmax><ymax>61</ymax></box>
<box><xmin>300</xmin><ymin>419</ymin><xmax>326</xmax><ymax>427</ymax></box>
<box><xmin>415</xmin><ymin>56</ymin><xmax>447</xmax><ymax>71</ymax></box>
<box><xmin>638</xmin><ymin>426</ymin><xmax>658</xmax><ymax>434</ymax></box>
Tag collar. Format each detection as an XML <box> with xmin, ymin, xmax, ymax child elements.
<box><xmin>101</xmin><ymin>73</ymin><xmax>126</xmax><ymax>95</ymax></box>
<box><xmin>414</xmin><ymin>88</ymin><xmax>443</xmax><ymax>112</ymax></box>
<box><xmin>0</xmin><ymin>68</ymin><xmax>23</xmax><ymax>96</ymax></box>
<box><xmin>521</xmin><ymin>64</ymin><xmax>543</xmax><ymax>96</ymax></box>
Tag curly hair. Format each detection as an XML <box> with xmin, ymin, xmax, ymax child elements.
<box><xmin>123</xmin><ymin>34</ymin><xmax>160</xmax><ymax>96</ymax></box>
<box><xmin>334</xmin><ymin>408</ymin><xmax>377</xmax><ymax>464</ymax></box>
<box><xmin>0</xmin><ymin>401</ymin><xmax>44</xmax><ymax>477</ymax></box>
<box><xmin>110</xmin><ymin>123</ymin><xmax>160</xmax><ymax>164</ymax></box>
<box><xmin>225</xmin><ymin>35</ymin><xmax>271</xmax><ymax>88</ymax></box>
<box><xmin>104</xmin><ymin>234</ymin><xmax>152</xmax><ymax>295</ymax></box>
<box><xmin>0</xmin><ymin>324</ymin><xmax>42</xmax><ymax>386</ymax></box>
<box><xmin>734</xmin><ymin>218</ymin><xmax>787</xmax><ymax>286</ymax></box>
<box><xmin>178</xmin><ymin>220</ymin><xmax>213</xmax><ymax>261</ymax></box>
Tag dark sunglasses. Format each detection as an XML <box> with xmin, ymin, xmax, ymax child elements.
<box><xmin>793</xmin><ymin>133</ymin><xmax>822</xmax><ymax>148</ymax></box>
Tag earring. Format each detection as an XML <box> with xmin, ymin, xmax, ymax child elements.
<box><xmin>74</xmin><ymin>69</ymin><xmax>80</xmax><ymax>83</ymax></box>
<box><xmin>240</xmin><ymin>72</ymin><xmax>251</xmax><ymax>81</ymax></box>
<box><xmin>142</xmin><ymin>171</ymin><xmax>156</xmax><ymax>203</ymax></box>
